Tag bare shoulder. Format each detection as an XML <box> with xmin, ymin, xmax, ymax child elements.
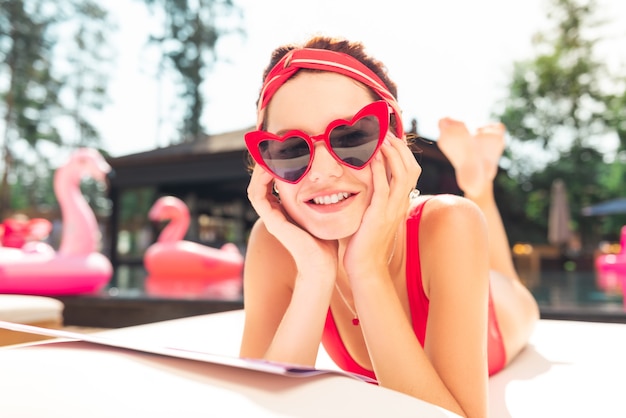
<box><xmin>411</xmin><ymin>194</ymin><xmax>490</xmax><ymax>297</ymax></box>
<box><xmin>246</xmin><ymin>218</ymin><xmax>296</xmax><ymax>287</ymax></box>
<box><xmin>411</xmin><ymin>194</ymin><xmax>484</xmax><ymax>223</ymax></box>
<box><xmin>409</xmin><ymin>194</ymin><xmax>487</xmax><ymax>248</ymax></box>
<box><xmin>248</xmin><ymin>218</ymin><xmax>287</xmax><ymax>256</ymax></box>
<box><xmin>247</xmin><ymin>217</ymin><xmax>276</xmax><ymax>248</ymax></box>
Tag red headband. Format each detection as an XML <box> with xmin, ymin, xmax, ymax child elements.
<box><xmin>256</xmin><ymin>48</ymin><xmax>404</xmax><ymax>138</ymax></box>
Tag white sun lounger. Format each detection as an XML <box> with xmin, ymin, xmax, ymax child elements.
<box><xmin>1</xmin><ymin>309</ymin><xmax>624</xmax><ymax>417</ymax></box>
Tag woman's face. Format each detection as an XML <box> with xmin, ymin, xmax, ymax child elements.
<box><xmin>265</xmin><ymin>72</ymin><xmax>381</xmax><ymax>240</ymax></box>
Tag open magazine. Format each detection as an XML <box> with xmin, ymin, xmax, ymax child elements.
<box><xmin>0</xmin><ymin>320</ymin><xmax>377</xmax><ymax>384</ymax></box>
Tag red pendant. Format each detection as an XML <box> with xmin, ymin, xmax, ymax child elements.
<box><xmin>352</xmin><ymin>318</ymin><xmax>360</xmax><ymax>326</ymax></box>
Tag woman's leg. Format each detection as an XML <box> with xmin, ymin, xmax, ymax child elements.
<box><xmin>437</xmin><ymin>118</ymin><xmax>539</xmax><ymax>363</ymax></box>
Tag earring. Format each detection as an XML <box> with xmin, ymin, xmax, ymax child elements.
<box><xmin>272</xmin><ymin>181</ymin><xmax>281</xmax><ymax>203</ymax></box>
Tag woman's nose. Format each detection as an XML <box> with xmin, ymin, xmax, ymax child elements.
<box><xmin>307</xmin><ymin>142</ymin><xmax>343</xmax><ymax>182</ymax></box>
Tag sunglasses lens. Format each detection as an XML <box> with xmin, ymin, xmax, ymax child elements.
<box><xmin>248</xmin><ymin>101</ymin><xmax>388</xmax><ymax>183</ymax></box>
<box><xmin>329</xmin><ymin>114</ymin><xmax>381</xmax><ymax>167</ymax></box>
<box><xmin>258</xmin><ymin>136</ymin><xmax>311</xmax><ymax>182</ymax></box>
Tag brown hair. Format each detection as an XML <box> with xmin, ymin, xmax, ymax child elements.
<box><xmin>246</xmin><ymin>35</ymin><xmax>420</xmax><ymax>172</ymax></box>
<box><xmin>257</xmin><ymin>36</ymin><xmax>400</xmax><ymax>133</ymax></box>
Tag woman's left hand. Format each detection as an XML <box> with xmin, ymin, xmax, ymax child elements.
<box><xmin>343</xmin><ymin>134</ymin><xmax>422</xmax><ymax>280</ymax></box>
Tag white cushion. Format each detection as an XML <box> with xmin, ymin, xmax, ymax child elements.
<box><xmin>0</xmin><ymin>295</ymin><xmax>64</xmax><ymax>323</ymax></box>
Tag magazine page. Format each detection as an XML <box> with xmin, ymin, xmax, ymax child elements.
<box><xmin>0</xmin><ymin>320</ymin><xmax>377</xmax><ymax>384</ymax></box>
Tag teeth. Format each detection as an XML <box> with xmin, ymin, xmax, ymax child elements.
<box><xmin>312</xmin><ymin>192</ymin><xmax>351</xmax><ymax>205</ymax></box>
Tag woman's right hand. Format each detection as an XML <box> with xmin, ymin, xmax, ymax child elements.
<box><xmin>242</xmin><ymin>165</ymin><xmax>338</xmax><ymax>366</ymax></box>
<box><xmin>246</xmin><ymin>165</ymin><xmax>338</xmax><ymax>278</ymax></box>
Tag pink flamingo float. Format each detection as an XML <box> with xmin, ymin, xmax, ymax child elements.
<box><xmin>0</xmin><ymin>148</ymin><xmax>113</xmax><ymax>295</ymax></box>
<box><xmin>596</xmin><ymin>225</ymin><xmax>626</xmax><ymax>299</ymax></box>
<box><xmin>144</xmin><ymin>196</ymin><xmax>243</xmax><ymax>298</ymax></box>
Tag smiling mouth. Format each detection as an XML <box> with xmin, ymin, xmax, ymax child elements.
<box><xmin>310</xmin><ymin>192</ymin><xmax>352</xmax><ymax>205</ymax></box>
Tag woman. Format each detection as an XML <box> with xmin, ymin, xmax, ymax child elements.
<box><xmin>240</xmin><ymin>35</ymin><xmax>539</xmax><ymax>417</ymax></box>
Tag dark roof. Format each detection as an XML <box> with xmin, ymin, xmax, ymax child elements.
<box><xmin>108</xmin><ymin>126</ymin><xmax>252</xmax><ymax>167</ymax></box>
<box><xmin>106</xmin><ymin>127</ymin><xmax>253</xmax><ymax>189</ymax></box>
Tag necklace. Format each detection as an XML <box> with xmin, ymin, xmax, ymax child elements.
<box><xmin>335</xmin><ymin>232</ymin><xmax>398</xmax><ymax>326</ymax></box>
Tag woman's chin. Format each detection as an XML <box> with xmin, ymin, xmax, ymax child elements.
<box><xmin>308</xmin><ymin>224</ymin><xmax>358</xmax><ymax>241</ymax></box>
<box><xmin>287</xmin><ymin>207</ymin><xmax>362</xmax><ymax>240</ymax></box>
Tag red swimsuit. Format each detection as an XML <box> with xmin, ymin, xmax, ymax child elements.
<box><xmin>321</xmin><ymin>199</ymin><xmax>507</xmax><ymax>380</ymax></box>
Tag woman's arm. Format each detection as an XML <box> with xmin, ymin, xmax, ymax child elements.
<box><xmin>354</xmin><ymin>196</ymin><xmax>490</xmax><ymax>418</ymax></box>
<box><xmin>240</xmin><ymin>163</ymin><xmax>341</xmax><ymax>365</ymax></box>
<box><xmin>239</xmin><ymin>219</ymin><xmax>336</xmax><ymax>366</ymax></box>
<box><xmin>422</xmin><ymin>196</ymin><xmax>490</xmax><ymax>417</ymax></box>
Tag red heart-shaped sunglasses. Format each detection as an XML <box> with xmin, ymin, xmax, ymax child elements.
<box><xmin>245</xmin><ymin>101</ymin><xmax>390</xmax><ymax>183</ymax></box>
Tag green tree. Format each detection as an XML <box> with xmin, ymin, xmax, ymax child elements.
<box><xmin>57</xmin><ymin>1</ymin><xmax>116</xmax><ymax>149</ymax></box>
<box><xmin>0</xmin><ymin>0</ymin><xmax>61</xmax><ymax>218</ymax></box>
<box><xmin>141</xmin><ymin>0</ymin><xmax>244</xmax><ymax>143</ymax></box>
<box><xmin>493</xmin><ymin>0</ymin><xmax>625</xmax><ymax>248</ymax></box>
<box><xmin>0</xmin><ymin>0</ymin><xmax>114</xmax><ymax>218</ymax></box>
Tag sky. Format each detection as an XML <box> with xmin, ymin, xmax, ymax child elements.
<box><xmin>96</xmin><ymin>0</ymin><xmax>626</xmax><ymax>158</ymax></box>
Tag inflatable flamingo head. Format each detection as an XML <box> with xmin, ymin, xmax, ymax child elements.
<box><xmin>148</xmin><ymin>196</ymin><xmax>191</xmax><ymax>243</ymax></box>
<box><xmin>149</xmin><ymin>196</ymin><xmax>190</xmax><ymax>222</ymax></box>
<box><xmin>67</xmin><ymin>148</ymin><xmax>112</xmax><ymax>183</ymax></box>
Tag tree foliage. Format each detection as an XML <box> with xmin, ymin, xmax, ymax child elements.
<box><xmin>141</xmin><ymin>0</ymin><xmax>244</xmax><ymax>143</ymax></box>
<box><xmin>0</xmin><ymin>0</ymin><xmax>114</xmax><ymax>218</ymax></box>
<box><xmin>493</xmin><ymin>0</ymin><xmax>626</xmax><ymax>248</ymax></box>
<box><xmin>58</xmin><ymin>1</ymin><xmax>116</xmax><ymax>149</ymax></box>
<box><xmin>0</xmin><ymin>0</ymin><xmax>60</xmax><ymax>217</ymax></box>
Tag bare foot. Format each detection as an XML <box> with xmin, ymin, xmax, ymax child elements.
<box><xmin>438</xmin><ymin>118</ymin><xmax>484</xmax><ymax>197</ymax></box>
<box><xmin>437</xmin><ymin>118</ymin><xmax>505</xmax><ymax>197</ymax></box>
<box><xmin>475</xmin><ymin>123</ymin><xmax>506</xmax><ymax>185</ymax></box>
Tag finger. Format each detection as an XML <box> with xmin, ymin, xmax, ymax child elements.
<box><xmin>389</xmin><ymin>134</ymin><xmax>421</xmax><ymax>180</ymax></box>
<box><xmin>368</xmin><ymin>149</ymin><xmax>390</xmax><ymax>211</ymax></box>
<box><xmin>381</xmin><ymin>135</ymin><xmax>420</xmax><ymax>202</ymax></box>
<box><xmin>248</xmin><ymin>166</ymin><xmax>315</xmax><ymax>243</ymax></box>
<box><xmin>247</xmin><ymin>165</ymin><xmax>273</xmax><ymax>202</ymax></box>
<box><xmin>379</xmin><ymin>148</ymin><xmax>420</xmax><ymax>240</ymax></box>
<box><xmin>247</xmin><ymin>166</ymin><xmax>281</xmax><ymax>217</ymax></box>
<box><xmin>356</xmin><ymin>145</ymin><xmax>402</xmax><ymax>263</ymax></box>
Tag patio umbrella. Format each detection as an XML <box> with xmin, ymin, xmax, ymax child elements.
<box><xmin>581</xmin><ymin>198</ymin><xmax>626</xmax><ymax>216</ymax></box>
<box><xmin>548</xmin><ymin>179</ymin><xmax>572</xmax><ymax>246</ymax></box>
